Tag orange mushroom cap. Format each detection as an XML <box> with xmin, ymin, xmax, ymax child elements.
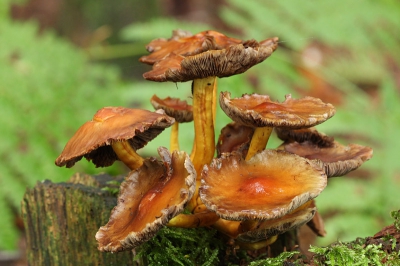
<box><xmin>143</xmin><ymin>38</ymin><xmax>279</xmax><ymax>82</ymax></box>
<box><xmin>150</xmin><ymin>95</ymin><xmax>193</xmax><ymax>123</ymax></box>
<box><xmin>220</xmin><ymin>92</ymin><xmax>336</xmax><ymax>128</ymax></box>
<box><xmin>96</xmin><ymin>147</ymin><xmax>196</xmax><ymax>252</ymax></box>
<box><xmin>55</xmin><ymin>107</ymin><xmax>175</xmax><ymax>168</ymax></box>
<box><xmin>199</xmin><ymin>150</ymin><xmax>327</xmax><ymax>221</ymax></box>
<box><xmin>140</xmin><ymin>30</ymin><xmax>243</xmax><ymax>65</ymax></box>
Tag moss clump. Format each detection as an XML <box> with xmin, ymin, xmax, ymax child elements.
<box><xmin>134</xmin><ymin>227</ymin><xmax>301</xmax><ymax>265</ymax></box>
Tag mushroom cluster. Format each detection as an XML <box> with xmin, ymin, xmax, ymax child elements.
<box><xmin>55</xmin><ymin>30</ymin><xmax>373</xmax><ymax>253</ymax></box>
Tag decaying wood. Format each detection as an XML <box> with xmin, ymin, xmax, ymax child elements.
<box><xmin>21</xmin><ymin>173</ymin><xmax>134</xmax><ymax>266</ymax></box>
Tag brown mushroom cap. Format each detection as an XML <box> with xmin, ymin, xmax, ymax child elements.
<box><xmin>140</xmin><ymin>30</ymin><xmax>243</xmax><ymax>65</ymax></box>
<box><xmin>216</xmin><ymin>122</ymin><xmax>254</xmax><ymax>157</ymax></box>
<box><xmin>276</xmin><ymin>127</ymin><xmax>335</xmax><ymax>148</ymax></box>
<box><xmin>199</xmin><ymin>149</ymin><xmax>327</xmax><ymax>221</ymax></box>
<box><xmin>55</xmin><ymin>107</ymin><xmax>175</xmax><ymax>168</ymax></box>
<box><xmin>237</xmin><ymin>205</ymin><xmax>317</xmax><ymax>243</ymax></box>
<box><xmin>150</xmin><ymin>95</ymin><xmax>193</xmax><ymax>123</ymax></box>
<box><xmin>220</xmin><ymin>92</ymin><xmax>336</xmax><ymax>128</ymax></box>
<box><xmin>283</xmin><ymin>141</ymin><xmax>373</xmax><ymax>177</ymax></box>
<box><xmin>143</xmin><ymin>38</ymin><xmax>279</xmax><ymax>82</ymax></box>
<box><xmin>96</xmin><ymin>147</ymin><xmax>196</xmax><ymax>252</ymax></box>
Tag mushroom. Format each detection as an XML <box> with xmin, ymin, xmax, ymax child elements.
<box><xmin>219</xmin><ymin>92</ymin><xmax>336</xmax><ymax>161</ymax></box>
<box><xmin>284</xmin><ymin>140</ymin><xmax>373</xmax><ymax>177</ymax></box>
<box><xmin>199</xmin><ymin>149</ymin><xmax>327</xmax><ymax>221</ymax></box>
<box><xmin>141</xmin><ymin>32</ymin><xmax>279</xmax><ymax>211</ymax></box>
<box><xmin>95</xmin><ymin>147</ymin><xmax>196</xmax><ymax>252</ymax></box>
<box><xmin>216</xmin><ymin>122</ymin><xmax>255</xmax><ymax>157</ymax></box>
<box><xmin>276</xmin><ymin>127</ymin><xmax>373</xmax><ymax>177</ymax></box>
<box><xmin>55</xmin><ymin>107</ymin><xmax>175</xmax><ymax>170</ymax></box>
<box><xmin>150</xmin><ymin>95</ymin><xmax>193</xmax><ymax>151</ymax></box>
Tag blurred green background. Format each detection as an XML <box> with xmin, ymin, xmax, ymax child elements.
<box><xmin>1</xmin><ymin>0</ymin><xmax>399</xmax><ymax>260</ymax></box>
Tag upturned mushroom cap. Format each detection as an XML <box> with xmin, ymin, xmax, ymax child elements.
<box><xmin>283</xmin><ymin>141</ymin><xmax>373</xmax><ymax>177</ymax></box>
<box><xmin>150</xmin><ymin>95</ymin><xmax>193</xmax><ymax>123</ymax></box>
<box><xmin>237</xmin><ymin>205</ymin><xmax>317</xmax><ymax>243</ymax></box>
<box><xmin>216</xmin><ymin>122</ymin><xmax>254</xmax><ymax>157</ymax></box>
<box><xmin>55</xmin><ymin>107</ymin><xmax>175</xmax><ymax>168</ymax></box>
<box><xmin>96</xmin><ymin>147</ymin><xmax>196</xmax><ymax>252</ymax></box>
<box><xmin>199</xmin><ymin>150</ymin><xmax>327</xmax><ymax>221</ymax></box>
<box><xmin>220</xmin><ymin>92</ymin><xmax>336</xmax><ymax>128</ymax></box>
<box><xmin>140</xmin><ymin>30</ymin><xmax>243</xmax><ymax>65</ymax></box>
<box><xmin>140</xmin><ymin>31</ymin><xmax>216</xmax><ymax>65</ymax></box>
<box><xmin>143</xmin><ymin>38</ymin><xmax>279</xmax><ymax>82</ymax></box>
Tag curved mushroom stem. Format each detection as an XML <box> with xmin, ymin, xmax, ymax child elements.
<box><xmin>170</xmin><ymin>123</ymin><xmax>180</xmax><ymax>151</ymax></box>
<box><xmin>245</xmin><ymin>127</ymin><xmax>273</xmax><ymax>161</ymax></box>
<box><xmin>188</xmin><ymin>76</ymin><xmax>217</xmax><ymax>211</ymax></box>
<box><xmin>111</xmin><ymin>141</ymin><xmax>144</xmax><ymax>170</ymax></box>
<box><xmin>167</xmin><ymin>211</ymin><xmax>219</xmax><ymax>228</ymax></box>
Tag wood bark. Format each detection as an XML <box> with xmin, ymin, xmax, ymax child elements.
<box><xmin>21</xmin><ymin>173</ymin><xmax>134</xmax><ymax>266</ymax></box>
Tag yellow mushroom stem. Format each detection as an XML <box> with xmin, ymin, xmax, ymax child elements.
<box><xmin>212</xmin><ymin>78</ymin><xmax>218</xmax><ymax>124</ymax></box>
<box><xmin>212</xmin><ymin>219</ymin><xmax>278</xmax><ymax>249</ymax></box>
<box><xmin>170</xmin><ymin>123</ymin><xmax>180</xmax><ymax>151</ymax></box>
<box><xmin>111</xmin><ymin>141</ymin><xmax>144</xmax><ymax>170</ymax></box>
<box><xmin>167</xmin><ymin>211</ymin><xmax>220</xmax><ymax>228</ymax></box>
<box><xmin>245</xmin><ymin>126</ymin><xmax>273</xmax><ymax>161</ymax></box>
<box><xmin>190</xmin><ymin>78</ymin><xmax>217</xmax><ymax>162</ymax></box>
<box><xmin>187</xmin><ymin>76</ymin><xmax>217</xmax><ymax>211</ymax></box>
<box><xmin>236</xmin><ymin>235</ymin><xmax>278</xmax><ymax>250</ymax></box>
<box><xmin>212</xmin><ymin>219</ymin><xmax>242</xmax><ymax>239</ymax></box>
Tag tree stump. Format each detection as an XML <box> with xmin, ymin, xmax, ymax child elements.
<box><xmin>21</xmin><ymin>173</ymin><xmax>134</xmax><ymax>266</ymax></box>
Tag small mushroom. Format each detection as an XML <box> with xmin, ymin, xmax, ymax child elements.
<box><xmin>150</xmin><ymin>95</ymin><xmax>193</xmax><ymax>151</ymax></box>
<box><xmin>95</xmin><ymin>147</ymin><xmax>196</xmax><ymax>252</ymax></box>
<box><xmin>216</xmin><ymin>122</ymin><xmax>255</xmax><ymax>157</ymax></box>
<box><xmin>219</xmin><ymin>92</ymin><xmax>336</xmax><ymax>160</ymax></box>
<box><xmin>55</xmin><ymin>107</ymin><xmax>175</xmax><ymax>170</ymax></box>
<box><xmin>199</xmin><ymin>149</ymin><xmax>327</xmax><ymax>221</ymax></box>
<box><xmin>284</xmin><ymin>140</ymin><xmax>373</xmax><ymax>177</ymax></box>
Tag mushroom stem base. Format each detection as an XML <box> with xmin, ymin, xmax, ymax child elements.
<box><xmin>111</xmin><ymin>141</ymin><xmax>144</xmax><ymax>170</ymax></box>
<box><xmin>245</xmin><ymin>127</ymin><xmax>273</xmax><ymax>160</ymax></box>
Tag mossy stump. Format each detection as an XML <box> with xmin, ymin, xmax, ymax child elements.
<box><xmin>21</xmin><ymin>173</ymin><xmax>134</xmax><ymax>266</ymax></box>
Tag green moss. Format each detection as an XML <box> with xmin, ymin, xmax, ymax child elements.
<box><xmin>310</xmin><ymin>238</ymin><xmax>400</xmax><ymax>266</ymax></box>
<box><xmin>134</xmin><ymin>227</ymin><xmax>222</xmax><ymax>266</ymax></box>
